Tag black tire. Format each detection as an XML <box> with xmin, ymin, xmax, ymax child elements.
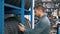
<box><xmin>4</xmin><ymin>17</ymin><xmax>31</xmax><ymax>34</ymax></box>
<box><xmin>4</xmin><ymin>17</ymin><xmax>19</xmax><ymax>34</ymax></box>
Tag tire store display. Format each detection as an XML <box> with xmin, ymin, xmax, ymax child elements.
<box><xmin>4</xmin><ymin>0</ymin><xmax>31</xmax><ymax>34</ymax></box>
<box><xmin>4</xmin><ymin>15</ymin><xmax>31</xmax><ymax>34</ymax></box>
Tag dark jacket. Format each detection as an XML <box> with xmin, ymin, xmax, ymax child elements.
<box><xmin>24</xmin><ymin>15</ymin><xmax>51</xmax><ymax>34</ymax></box>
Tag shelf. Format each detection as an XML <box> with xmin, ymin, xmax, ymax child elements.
<box><xmin>5</xmin><ymin>9</ymin><xmax>30</xmax><ymax>15</ymax></box>
<box><xmin>4</xmin><ymin>3</ymin><xmax>29</xmax><ymax>11</ymax></box>
<box><xmin>4</xmin><ymin>3</ymin><xmax>30</xmax><ymax>15</ymax></box>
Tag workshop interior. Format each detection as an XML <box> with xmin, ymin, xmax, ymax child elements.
<box><xmin>0</xmin><ymin>0</ymin><xmax>60</xmax><ymax>34</ymax></box>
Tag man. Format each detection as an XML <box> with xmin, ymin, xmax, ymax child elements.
<box><xmin>18</xmin><ymin>4</ymin><xmax>51</xmax><ymax>34</ymax></box>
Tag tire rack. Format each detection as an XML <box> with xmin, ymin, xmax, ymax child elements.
<box><xmin>5</xmin><ymin>0</ymin><xmax>35</xmax><ymax>30</ymax></box>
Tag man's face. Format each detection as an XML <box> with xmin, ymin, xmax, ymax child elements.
<box><xmin>35</xmin><ymin>9</ymin><xmax>43</xmax><ymax>17</ymax></box>
<box><xmin>35</xmin><ymin>9</ymin><xmax>40</xmax><ymax>17</ymax></box>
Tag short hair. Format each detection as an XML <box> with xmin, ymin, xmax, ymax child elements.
<box><xmin>34</xmin><ymin>3</ymin><xmax>44</xmax><ymax>12</ymax></box>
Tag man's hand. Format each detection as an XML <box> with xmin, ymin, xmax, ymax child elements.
<box><xmin>18</xmin><ymin>25</ymin><xmax>25</xmax><ymax>32</ymax></box>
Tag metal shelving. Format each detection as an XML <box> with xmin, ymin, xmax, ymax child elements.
<box><xmin>4</xmin><ymin>0</ymin><xmax>60</xmax><ymax>34</ymax></box>
<box><xmin>0</xmin><ymin>0</ymin><xmax>4</xmax><ymax>34</ymax></box>
<box><xmin>5</xmin><ymin>0</ymin><xmax>35</xmax><ymax>29</ymax></box>
<box><xmin>5</xmin><ymin>3</ymin><xmax>30</xmax><ymax>15</ymax></box>
<box><xmin>5</xmin><ymin>0</ymin><xmax>31</xmax><ymax>24</ymax></box>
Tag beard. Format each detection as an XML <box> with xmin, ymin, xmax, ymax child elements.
<box><xmin>35</xmin><ymin>14</ymin><xmax>40</xmax><ymax>18</ymax></box>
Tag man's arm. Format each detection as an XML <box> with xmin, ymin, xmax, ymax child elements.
<box><xmin>18</xmin><ymin>22</ymin><xmax>50</xmax><ymax>34</ymax></box>
<box><xmin>18</xmin><ymin>17</ymin><xmax>50</xmax><ymax>34</ymax></box>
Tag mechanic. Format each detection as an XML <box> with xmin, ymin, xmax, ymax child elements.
<box><xmin>18</xmin><ymin>3</ymin><xmax>51</xmax><ymax>34</ymax></box>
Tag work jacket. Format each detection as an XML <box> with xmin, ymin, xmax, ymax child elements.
<box><xmin>24</xmin><ymin>15</ymin><xmax>51</xmax><ymax>34</ymax></box>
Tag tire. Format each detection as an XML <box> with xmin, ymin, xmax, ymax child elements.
<box><xmin>5</xmin><ymin>0</ymin><xmax>31</xmax><ymax>10</ymax></box>
<box><xmin>4</xmin><ymin>17</ymin><xmax>19</xmax><ymax>34</ymax></box>
<box><xmin>4</xmin><ymin>17</ymin><xmax>31</xmax><ymax>34</ymax></box>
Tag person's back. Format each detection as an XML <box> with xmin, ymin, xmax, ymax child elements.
<box><xmin>37</xmin><ymin>15</ymin><xmax>50</xmax><ymax>34</ymax></box>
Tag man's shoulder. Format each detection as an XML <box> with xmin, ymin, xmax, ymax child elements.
<box><xmin>41</xmin><ymin>16</ymin><xmax>50</xmax><ymax>24</ymax></box>
<box><xmin>42</xmin><ymin>16</ymin><xmax>49</xmax><ymax>21</ymax></box>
